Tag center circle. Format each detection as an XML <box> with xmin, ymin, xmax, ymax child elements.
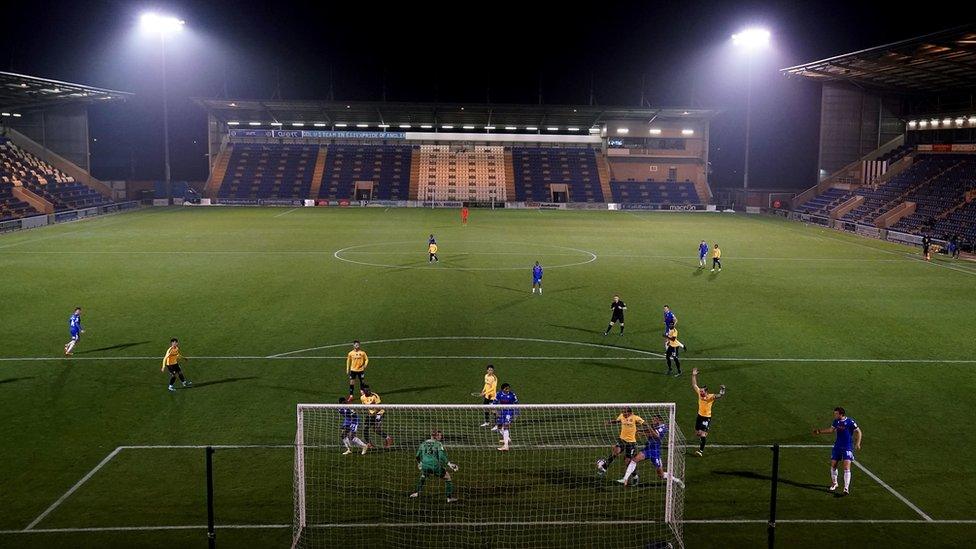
<box><xmin>333</xmin><ymin>241</ymin><xmax>597</xmax><ymax>271</ymax></box>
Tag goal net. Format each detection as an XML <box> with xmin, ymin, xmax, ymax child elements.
<box><xmin>293</xmin><ymin>403</ymin><xmax>685</xmax><ymax>548</ymax></box>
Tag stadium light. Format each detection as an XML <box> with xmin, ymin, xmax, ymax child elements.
<box><xmin>681</xmin><ymin>129</ymin><xmax>695</xmax><ymax>135</ymax></box>
<box><xmin>441</xmin><ymin>125</ymin><xmax>454</xmax><ymax>129</ymax></box>
<box><xmin>378</xmin><ymin>124</ymin><xmax>390</xmax><ymax>128</ymax></box>
<box><xmin>270</xmin><ymin>122</ymin><xmax>282</xmax><ymax>126</ymax></box>
<box><xmin>140</xmin><ymin>12</ymin><xmax>185</xmax><ymax>203</ymax></box>
<box><xmin>356</xmin><ymin>124</ymin><xmax>369</xmax><ymax>128</ymax></box>
<box><xmin>919</xmin><ymin>120</ymin><xmax>928</xmax><ymax>128</ymax></box>
<box><xmin>421</xmin><ymin>124</ymin><xmax>433</xmax><ymax>129</ymax></box>
<box><xmin>505</xmin><ymin>126</ymin><xmax>518</xmax><ymax>131</ymax></box>
<box><xmin>589</xmin><ymin>127</ymin><xmax>601</xmax><ymax>134</ymax></box>
<box><xmin>616</xmin><ymin>128</ymin><xmax>629</xmax><ymax>134</ymax></box>
<box><xmin>969</xmin><ymin>116</ymin><xmax>976</xmax><ymax>125</ymax></box>
<box><xmin>227</xmin><ymin>121</ymin><xmax>240</xmax><ymax>126</ymax></box>
<box><xmin>248</xmin><ymin>122</ymin><xmax>260</xmax><ymax>126</ymax></box>
<box><xmin>732</xmin><ymin>28</ymin><xmax>770</xmax><ymax>50</ymax></box>
<box><xmin>462</xmin><ymin>125</ymin><xmax>475</xmax><ymax>130</ymax></box>
<box><xmin>908</xmin><ymin>120</ymin><xmax>917</xmax><ymax>128</ymax></box>
<box><xmin>525</xmin><ymin>126</ymin><xmax>538</xmax><ymax>131</ymax></box>
<box><xmin>567</xmin><ymin>127</ymin><xmax>580</xmax><ymax>131</ymax></box>
<box><xmin>942</xmin><ymin>118</ymin><xmax>952</xmax><ymax>126</ymax></box>
<box><xmin>485</xmin><ymin>126</ymin><xmax>496</xmax><ymax>130</ymax></box>
<box><xmin>335</xmin><ymin>123</ymin><xmax>348</xmax><ymax>127</ymax></box>
<box><xmin>399</xmin><ymin>124</ymin><xmax>412</xmax><ymax>129</ymax></box>
<box><xmin>12</xmin><ymin>113</ymin><xmax>21</xmax><ymax>117</ymax></box>
<box><xmin>955</xmin><ymin>118</ymin><xmax>965</xmax><ymax>126</ymax></box>
<box><xmin>546</xmin><ymin>127</ymin><xmax>559</xmax><ymax>131</ymax></box>
<box><xmin>649</xmin><ymin>128</ymin><xmax>662</xmax><ymax>135</ymax></box>
<box><xmin>732</xmin><ymin>27</ymin><xmax>771</xmax><ymax>191</ymax></box>
<box><xmin>313</xmin><ymin>123</ymin><xmax>326</xmax><ymax>127</ymax></box>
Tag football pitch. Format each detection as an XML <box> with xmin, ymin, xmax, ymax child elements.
<box><xmin>1</xmin><ymin>206</ymin><xmax>975</xmax><ymax>548</ymax></box>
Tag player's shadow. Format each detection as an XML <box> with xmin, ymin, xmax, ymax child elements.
<box><xmin>191</xmin><ymin>376</ymin><xmax>258</xmax><ymax>389</ymax></box>
<box><xmin>547</xmin><ymin>324</ymin><xmax>603</xmax><ymax>335</ymax></box>
<box><xmin>0</xmin><ymin>377</ymin><xmax>34</xmax><ymax>385</ymax></box>
<box><xmin>76</xmin><ymin>341</ymin><xmax>152</xmax><ymax>354</ymax></box>
<box><xmin>382</xmin><ymin>384</ymin><xmax>452</xmax><ymax>396</ymax></box>
<box><xmin>486</xmin><ymin>284</ymin><xmax>524</xmax><ymax>294</ymax></box>
<box><xmin>713</xmin><ymin>470</ymin><xmax>827</xmax><ymax>493</ymax></box>
<box><xmin>693</xmin><ymin>342</ymin><xmax>745</xmax><ymax>354</ymax></box>
<box><xmin>546</xmin><ymin>285</ymin><xmax>589</xmax><ymax>294</ymax></box>
<box><xmin>581</xmin><ymin>360</ymin><xmax>652</xmax><ymax>376</ymax></box>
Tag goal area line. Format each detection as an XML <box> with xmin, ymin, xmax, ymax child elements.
<box><xmin>19</xmin><ymin>442</ymin><xmax>937</xmax><ymax>534</ymax></box>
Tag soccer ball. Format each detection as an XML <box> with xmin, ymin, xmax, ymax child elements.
<box><xmin>596</xmin><ymin>459</ymin><xmax>607</xmax><ymax>476</ymax></box>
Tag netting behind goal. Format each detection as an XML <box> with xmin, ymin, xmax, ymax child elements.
<box><xmin>293</xmin><ymin>403</ymin><xmax>685</xmax><ymax>548</ymax></box>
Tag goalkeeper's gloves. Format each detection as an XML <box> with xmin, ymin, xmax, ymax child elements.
<box><xmin>417</xmin><ymin>462</ymin><xmax>423</xmax><ymax>470</ymax></box>
<box><xmin>447</xmin><ymin>462</ymin><xmax>459</xmax><ymax>472</ymax></box>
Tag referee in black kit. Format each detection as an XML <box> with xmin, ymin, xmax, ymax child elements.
<box><xmin>604</xmin><ymin>294</ymin><xmax>627</xmax><ymax>336</ymax></box>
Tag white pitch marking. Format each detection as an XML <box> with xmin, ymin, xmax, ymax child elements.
<box><xmin>268</xmin><ymin>336</ymin><xmax>665</xmax><ymax>359</ymax></box>
<box><xmin>5</xmin><ymin>519</ymin><xmax>976</xmax><ymax>534</ymax></box>
<box><xmin>854</xmin><ymin>461</ymin><xmax>933</xmax><ymax>521</ymax></box>
<box><xmin>332</xmin><ymin>240</ymin><xmax>598</xmax><ymax>271</ymax></box>
<box><xmin>24</xmin><ymin>447</ymin><xmax>123</xmax><ymax>530</ymax></box>
<box><xmin>4</xmin><ymin>355</ymin><xmax>976</xmax><ymax>364</ymax></box>
<box><xmin>273</xmin><ymin>208</ymin><xmax>299</xmax><ymax>218</ymax></box>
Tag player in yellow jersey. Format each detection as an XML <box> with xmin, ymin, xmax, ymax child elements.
<box><xmin>692</xmin><ymin>367</ymin><xmax>725</xmax><ymax>456</ymax></box>
<box><xmin>427</xmin><ymin>234</ymin><xmax>439</xmax><ymax>263</ymax></box>
<box><xmin>161</xmin><ymin>338</ymin><xmax>192</xmax><ymax>392</ymax></box>
<box><xmin>665</xmin><ymin>327</ymin><xmax>683</xmax><ymax>376</ymax></box>
<box><xmin>360</xmin><ymin>386</ymin><xmax>393</xmax><ymax>449</ymax></box>
<box><xmin>710</xmin><ymin>244</ymin><xmax>722</xmax><ymax>272</ymax></box>
<box><xmin>478</xmin><ymin>365</ymin><xmax>498</xmax><ymax>427</ymax></box>
<box><xmin>597</xmin><ymin>407</ymin><xmax>647</xmax><ymax>475</ymax></box>
<box><xmin>345</xmin><ymin>340</ymin><xmax>369</xmax><ymax>402</ymax></box>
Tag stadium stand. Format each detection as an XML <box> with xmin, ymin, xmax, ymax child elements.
<box><xmin>933</xmin><ymin>199</ymin><xmax>976</xmax><ymax>242</ymax></box>
<box><xmin>318</xmin><ymin>144</ymin><xmax>411</xmax><ymax>200</ymax></box>
<box><xmin>218</xmin><ymin>144</ymin><xmax>317</xmax><ymax>200</ymax></box>
<box><xmin>840</xmin><ymin>155</ymin><xmax>961</xmax><ymax>224</ymax></box>
<box><xmin>0</xmin><ymin>180</ymin><xmax>39</xmax><ymax>220</ymax></box>
<box><xmin>794</xmin><ymin>187</ymin><xmax>854</xmax><ymax>216</ymax></box>
<box><xmin>889</xmin><ymin>156</ymin><xmax>976</xmax><ymax>234</ymax></box>
<box><xmin>0</xmin><ymin>138</ymin><xmax>108</xmax><ymax>211</ymax></box>
<box><xmin>418</xmin><ymin>145</ymin><xmax>506</xmax><ymax>202</ymax></box>
<box><xmin>609</xmin><ymin>181</ymin><xmax>701</xmax><ymax>205</ymax></box>
<box><xmin>511</xmin><ymin>147</ymin><xmax>603</xmax><ymax>202</ymax></box>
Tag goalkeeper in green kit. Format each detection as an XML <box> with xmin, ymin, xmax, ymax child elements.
<box><xmin>409</xmin><ymin>429</ymin><xmax>459</xmax><ymax>502</ymax></box>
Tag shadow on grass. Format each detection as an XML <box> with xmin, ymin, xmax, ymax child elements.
<box><xmin>713</xmin><ymin>470</ymin><xmax>827</xmax><ymax>493</ymax></box>
<box><xmin>693</xmin><ymin>342</ymin><xmax>745</xmax><ymax>354</ymax></box>
<box><xmin>76</xmin><ymin>341</ymin><xmax>152</xmax><ymax>354</ymax></box>
<box><xmin>191</xmin><ymin>376</ymin><xmax>258</xmax><ymax>389</ymax></box>
<box><xmin>382</xmin><ymin>384</ymin><xmax>453</xmax><ymax>396</ymax></box>
<box><xmin>0</xmin><ymin>377</ymin><xmax>34</xmax><ymax>385</ymax></box>
<box><xmin>581</xmin><ymin>360</ymin><xmax>652</xmax><ymax>376</ymax></box>
<box><xmin>546</xmin><ymin>285</ymin><xmax>589</xmax><ymax>294</ymax></box>
<box><xmin>486</xmin><ymin>284</ymin><xmax>525</xmax><ymax>295</ymax></box>
<box><xmin>547</xmin><ymin>324</ymin><xmax>603</xmax><ymax>335</ymax></box>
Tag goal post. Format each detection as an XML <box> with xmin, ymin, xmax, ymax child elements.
<box><xmin>293</xmin><ymin>403</ymin><xmax>685</xmax><ymax>548</ymax></box>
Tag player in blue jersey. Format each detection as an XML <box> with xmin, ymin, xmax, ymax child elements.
<box><xmin>662</xmin><ymin>305</ymin><xmax>684</xmax><ymax>351</ymax></box>
<box><xmin>428</xmin><ymin>234</ymin><xmax>436</xmax><ymax>246</ymax></box>
<box><xmin>337</xmin><ymin>397</ymin><xmax>369</xmax><ymax>455</ymax></box>
<box><xmin>618</xmin><ymin>416</ymin><xmax>683</xmax><ymax>487</ymax></box>
<box><xmin>698</xmin><ymin>240</ymin><xmax>708</xmax><ymax>269</ymax></box>
<box><xmin>493</xmin><ymin>383</ymin><xmax>519</xmax><ymax>451</ymax></box>
<box><xmin>532</xmin><ymin>261</ymin><xmax>543</xmax><ymax>294</ymax></box>
<box><xmin>813</xmin><ymin>406</ymin><xmax>862</xmax><ymax>495</ymax></box>
<box><xmin>63</xmin><ymin>307</ymin><xmax>84</xmax><ymax>356</ymax></box>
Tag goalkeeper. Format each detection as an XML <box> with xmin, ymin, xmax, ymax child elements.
<box><xmin>409</xmin><ymin>429</ymin><xmax>459</xmax><ymax>503</ymax></box>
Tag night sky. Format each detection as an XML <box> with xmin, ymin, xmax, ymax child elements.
<box><xmin>0</xmin><ymin>1</ymin><xmax>963</xmax><ymax>188</ymax></box>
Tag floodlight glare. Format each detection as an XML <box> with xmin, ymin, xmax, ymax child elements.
<box><xmin>140</xmin><ymin>13</ymin><xmax>185</xmax><ymax>34</ymax></box>
<box><xmin>732</xmin><ymin>28</ymin><xmax>771</xmax><ymax>49</ymax></box>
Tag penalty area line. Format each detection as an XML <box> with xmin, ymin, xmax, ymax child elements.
<box><xmin>24</xmin><ymin>447</ymin><xmax>123</xmax><ymax>531</ymax></box>
<box><xmin>4</xmin><ymin>519</ymin><xmax>976</xmax><ymax>534</ymax></box>
<box><xmin>854</xmin><ymin>461</ymin><xmax>932</xmax><ymax>521</ymax></box>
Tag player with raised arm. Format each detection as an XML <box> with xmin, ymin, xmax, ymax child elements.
<box><xmin>813</xmin><ymin>406</ymin><xmax>862</xmax><ymax>495</ymax></box>
<box><xmin>409</xmin><ymin>429</ymin><xmax>459</xmax><ymax>502</ymax></box>
<box><xmin>619</xmin><ymin>415</ymin><xmax>683</xmax><ymax>487</ymax></box>
<box><xmin>698</xmin><ymin>240</ymin><xmax>709</xmax><ymax>269</ymax></box>
<box><xmin>597</xmin><ymin>407</ymin><xmax>645</xmax><ymax>476</ymax></box>
<box><xmin>603</xmin><ymin>295</ymin><xmax>627</xmax><ymax>336</ymax></box>
<box><xmin>532</xmin><ymin>261</ymin><xmax>543</xmax><ymax>294</ymax></box>
<box><xmin>337</xmin><ymin>397</ymin><xmax>368</xmax><ymax>455</ymax></box>
<box><xmin>360</xmin><ymin>385</ymin><xmax>393</xmax><ymax>449</ymax></box>
<box><xmin>161</xmin><ymin>338</ymin><xmax>192</xmax><ymax>391</ymax></box>
<box><xmin>691</xmin><ymin>368</ymin><xmax>725</xmax><ymax>456</ymax></box>
<box><xmin>64</xmin><ymin>307</ymin><xmax>84</xmax><ymax>355</ymax></box>
<box><xmin>493</xmin><ymin>383</ymin><xmax>518</xmax><ymax>451</ymax></box>
<box><xmin>345</xmin><ymin>340</ymin><xmax>368</xmax><ymax>401</ymax></box>
<box><xmin>478</xmin><ymin>365</ymin><xmax>498</xmax><ymax>427</ymax></box>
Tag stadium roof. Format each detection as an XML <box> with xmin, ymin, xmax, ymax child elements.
<box><xmin>0</xmin><ymin>72</ymin><xmax>133</xmax><ymax>112</ymax></box>
<box><xmin>194</xmin><ymin>98</ymin><xmax>718</xmax><ymax>129</ymax></box>
<box><xmin>781</xmin><ymin>24</ymin><xmax>976</xmax><ymax>93</ymax></box>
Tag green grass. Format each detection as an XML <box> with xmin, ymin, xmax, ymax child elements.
<box><xmin>1</xmin><ymin>206</ymin><xmax>975</xmax><ymax>548</ymax></box>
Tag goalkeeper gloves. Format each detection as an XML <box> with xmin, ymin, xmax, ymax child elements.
<box><xmin>417</xmin><ymin>462</ymin><xmax>423</xmax><ymax>470</ymax></box>
<box><xmin>448</xmin><ymin>462</ymin><xmax>459</xmax><ymax>472</ymax></box>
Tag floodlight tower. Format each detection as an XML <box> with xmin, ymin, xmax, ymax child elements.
<box><xmin>140</xmin><ymin>13</ymin><xmax>185</xmax><ymax>201</ymax></box>
<box><xmin>732</xmin><ymin>28</ymin><xmax>770</xmax><ymax>191</ymax></box>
